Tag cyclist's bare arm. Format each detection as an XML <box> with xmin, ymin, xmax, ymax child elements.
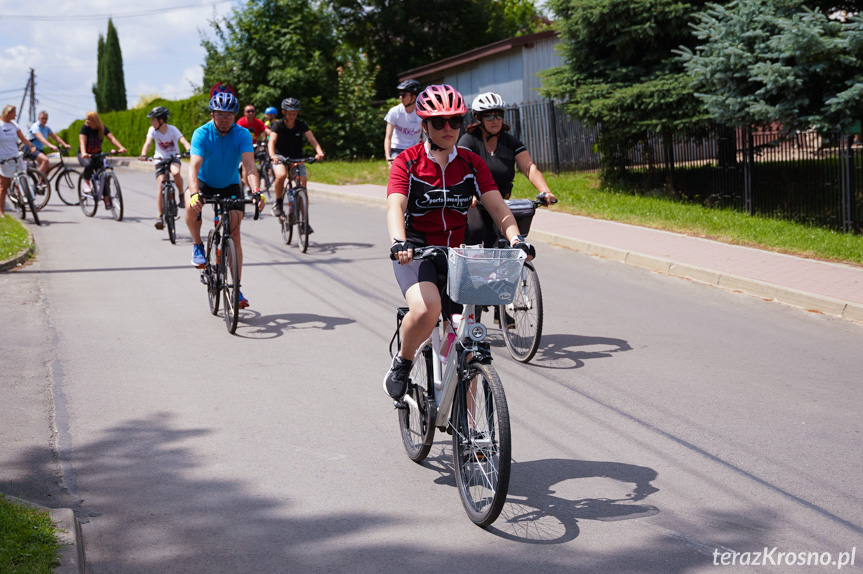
<box><xmin>387</xmin><ymin>194</ymin><xmax>413</xmax><ymax>265</ymax></box>
<box><xmin>187</xmin><ymin>154</ymin><xmax>204</xmax><ymax>213</ymax></box>
<box><xmin>515</xmin><ymin>150</ymin><xmax>555</xmax><ymax>202</ymax></box>
<box><xmin>240</xmin><ymin>150</ymin><xmax>264</xmax><ymax>209</ymax></box>
<box><xmin>267</xmin><ymin>132</ymin><xmax>278</xmax><ymax>160</ymax></box>
<box><xmin>179</xmin><ymin>136</ymin><xmax>192</xmax><ymax>153</ymax></box>
<box><xmin>32</xmin><ymin>131</ymin><xmax>57</xmax><ymax>151</ymax></box>
<box><xmin>480</xmin><ymin>190</ymin><xmax>523</xmax><ymax>246</ymax></box>
<box><xmin>304</xmin><ymin>130</ymin><xmax>325</xmax><ymax>161</ymax></box>
<box><xmin>139</xmin><ymin>137</ymin><xmax>154</xmax><ymax>159</ymax></box>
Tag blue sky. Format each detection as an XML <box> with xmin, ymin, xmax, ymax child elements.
<box><xmin>0</xmin><ymin>0</ymin><xmax>238</xmax><ymax>132</ymax></box>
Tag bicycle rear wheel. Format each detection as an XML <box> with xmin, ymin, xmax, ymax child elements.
<box><xmin>164</xmin><ymin>183</ymin><xmax>177</xmax><ymax>244</ymax></box>
<box><xmin>77</xmin><ymin>174</ymin><xmax>97</xmax><ymax>217</ymax></box>
<box><xmin>56</xmin><ymin>168</ymin><xmax>81</xmax><ymax>205</ymax></box>
<box><xmin>451</xmin><ymin>360</ymin><xmax>511</xmax><ymax>527</ymax></box>
<box><xmin>104</xmin><ymin>171</ymin><xmax>123</xmax><ymax>221</ymax></box>
<box><xmin>399</xmin><ymin>346</ymin><xmax>436</xmax><ymax>462</ymax></box>
<box><xmin>296</xmin><ymin>188</ymin><xmax>309</xmax><ymax>253</ymax></box>
<box><xmin>500</xmin><ymin>262</ymin><xmax>543</xmax><ymax>363</ymax></box>
<box><xmin>17</xmin><ymin>174</ymin><xmax>41</xmax><ymax>225</ymax></box>
<box><xmin>222</xmin><ymin>236</ymin><xmax>240</xmax><ymax>334</ymax></box>
<box><xmin>206</xmin><ymin>230</ymin><xmax>220</xmax><ymax>315</ymax></box>
<box><xmin>28</xmin><ymin>169</ymin><xmax>51</xmax><ymax>210</ymax></box>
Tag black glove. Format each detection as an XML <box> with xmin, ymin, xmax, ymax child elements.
<box><xmin>390</xmin><ymin>240</ymin><xmax>415</xmax><ymax>259</ymax></box>
<box><xmin>513</xmin><ymin>240</ymin><xmax>536</xmax><ymax>259</ymax></box>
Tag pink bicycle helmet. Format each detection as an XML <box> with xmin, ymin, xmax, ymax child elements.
<box><xmin>415</xmin><ymin>84</ymin><xmax>466</xmax><ymax>118</ymax></box>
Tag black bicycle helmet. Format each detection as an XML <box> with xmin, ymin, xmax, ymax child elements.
<box><xmin>209</xmin><ymin>92</ymin><xmax>239</xmax><ymax>113</ymax></box>
<box><xmin>396</xmin><ymin>79</ymin><xmax>421</xmax><ymax>94</ymax></box>
<box><xmin>147</xmin><ymin>106</ymin><xmax>170</xmax><ymax>120</ymax></box>
<box><xmin>281</xmin><ymin>97</ymin><xmax>301</xmax><ymax>111</ymax></box>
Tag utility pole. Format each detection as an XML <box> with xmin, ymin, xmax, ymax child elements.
<box><xmin>18</xmin><ymin>69</ymin><xmax>37</xmax><ymax>125</ymax></box>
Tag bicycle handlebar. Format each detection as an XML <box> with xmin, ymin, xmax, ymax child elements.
<box><xmin>272</xmin><ymin>156</ymin><xmax>317</xmax><ymax>166</ymax></box>
<box><xmin>141</xmin><ymin>153</ymin><xmax>190</xmax><ymax>162</ymax></box>
<box><xmin>389</xmin><ymin>244</ymin><xmax>447</xmax><ymax>261</ymax></box>
<box><xmin>201</xmin><ymin>194</ymin><xmax>262</xmax><ymax>220</ymax></box>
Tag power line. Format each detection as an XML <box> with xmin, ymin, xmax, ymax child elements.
<box><xmin>0</xmin><ymin>0</ymin><xmax>234</xmax><ymax>21</ymax></box>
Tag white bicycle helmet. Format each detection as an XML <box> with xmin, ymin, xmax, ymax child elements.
<box><xmin>472</xmin><ymin>92</ymin><xmax>505</xmax><ymax>114</ymax></box>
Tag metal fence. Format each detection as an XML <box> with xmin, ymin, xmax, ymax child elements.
<box><xmin>500</xmin><ymin>101</ymin><xmax>863</xmax><ymax>232</ymax></box>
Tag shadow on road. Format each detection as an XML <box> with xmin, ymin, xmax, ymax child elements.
<box><xmin>528</xmin><ymin>333</ymin><xmax>633</xmax><ymax>370</ymax></box>
<box><xmin>4</xmin><ymin>414</ymin><xmax>776</xmax><ymax>573</ymax></box>
<box><xmin>234</xmin><ymin>311</ymin><xmax>356</xmax><ymax>339</ymax></box>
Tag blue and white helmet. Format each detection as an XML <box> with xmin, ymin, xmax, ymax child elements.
<box><xmin>209</xmin><ymin>92</ymin><xmax>239</xmax><ymax>113</ymax></box>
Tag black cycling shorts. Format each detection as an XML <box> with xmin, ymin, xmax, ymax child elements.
<box><xmin>198</xmin><ymin>182</ymin><xmax>245</xmax><ymax>213</ymax></box>
<box><xmin>392</xmin><ymin>256</ymin><xmax>462</xmax><ymax>319</ymax></box>
<box><xmin>154</xmin><ymin>157</ymin><xmax>181</xmax><ymax>179</ymax></box>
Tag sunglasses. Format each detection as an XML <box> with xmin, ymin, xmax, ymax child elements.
<box><xmin>398</xmin><ymin>92</ymin><xmax>413</xmax><ymax>98</ymax></box>
<box><xmin>428</xmin><ymin>116</ymin><xmax>464</xmax><ymax>130</ymax></box>
<box><xmin>482</xmin><ymin>113</ymin><xmax>504</xmax><ymax>120</ymax></box>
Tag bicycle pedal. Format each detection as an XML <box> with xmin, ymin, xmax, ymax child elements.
<box><xmin>393</xmin><ymin>399</ymin><xmax>408</xmax><ymax>410</ymax></box>
<box><xmin>195</xmin><ymin>263</ymin><xmax>207</xmax><ymax>270</ymax></box>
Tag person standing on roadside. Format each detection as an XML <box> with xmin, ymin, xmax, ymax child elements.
<box><xmin>26</xmin><ymin>110</ymin><xmax>71</xmax><ymax>174</ymax></box>
<box><xmin>0</xmin><ymin>105</ymin><xmax>39</xmax><ymax>217</ymax></box>
<box><xmin>383</xmin><ymin>79</ymin><xmax>422</xmax><ymax>168</ymax></box>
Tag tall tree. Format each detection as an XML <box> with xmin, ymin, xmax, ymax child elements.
<box><xmin>680</xmin><ymin>0</ymin><xmax>863</xmax><ymax>132</ymax></box>
<box><xmin>92</xmin><ymin>19</ymin><xmax>127</xmax><ymax>113</ymax></box>
<box><xmin>329</xmin><ymin>0</ymin><xmax>546</xmax><ymax>99</ymax></box>
<box><xmin>201</xmin><ymin>0</ymin><xmax>338</xmax><ymax>117</ymax></box>
<box><xmin>542</xmin><ymin>0</ymin><xmax>719</xmax><ymax>174</ymax></box>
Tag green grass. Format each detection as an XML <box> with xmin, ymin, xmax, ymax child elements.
<box><xmin>0</xmin><ymin>494</ymin><xmax>61</xmax><ymax>573</ymax></box>
<box><xmin>0</xmin><ymin>215</ymin><xmax>32</xmax><ymax>262</ymax></box>
<box><xmin>312</xmin><ymin>160</ymin><xmax>863</xmax><ymax>265</ymax></box>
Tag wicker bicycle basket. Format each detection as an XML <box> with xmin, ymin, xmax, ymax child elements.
<box><xmin>447</xmin><ymin>247</ymin><xmax>527</xmax><ymax>305</ymax></box>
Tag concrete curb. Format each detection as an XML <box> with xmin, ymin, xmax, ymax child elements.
<box><xmin>304</xmin><ymin>184</ymin><xmax>863</xmax><ymax>324</ymax></box>
<box><xmin>9</xmin><ymin>497</ymin><xmax>85</xmax><ymax>574</ymax></box>
<box><xmin>529</xmin><ymin>228</ymin><xmax>863</xmax><ymax>323</ymax></box>
<box><xmin>0</xmin><ymin>228</ymin><xmax>35</xmax><ymax>272</ymax></box>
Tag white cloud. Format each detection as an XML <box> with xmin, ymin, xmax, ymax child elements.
<box><xmin>0</xmin><ymin>0</ymin><xmax>235</xmax><ymax>130</ymax></box>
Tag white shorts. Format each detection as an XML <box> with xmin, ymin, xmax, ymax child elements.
<box><xmin>0</xmin><ymin>157</ymin><xmax>20</xmax><ymax>179</ymax></box>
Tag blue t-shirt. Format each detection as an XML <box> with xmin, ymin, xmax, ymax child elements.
<box><xmin>190</xmin><ymin>121</ymin><xmax>254</xmax><ymax>188</ymax></box>
<box><xmin>28</xmin><ymin>122</ymin><xmax>52</xmax><ymax>151</ymax></box>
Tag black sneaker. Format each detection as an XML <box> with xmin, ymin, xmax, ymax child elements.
<box><xmin>383</xmin><ymin>355</ymin><xmax>412</xmax><ymax>399</ymax></box>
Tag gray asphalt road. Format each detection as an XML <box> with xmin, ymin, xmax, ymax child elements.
<box><xmin>3</xmin><ymin>166</ymin><xmax>862</xmax><ymax>573</ymax></box>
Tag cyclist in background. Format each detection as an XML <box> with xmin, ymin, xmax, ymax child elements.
<box><xmin>383</xmin><ymin>79</ymin><xmax>422</xmax><ymax>168</ymax></box>
<box><xmin>26</xmin><ymin>110</ymin><xmax>71</xmax><ymax>174</ymax></box>
<box><xmin>237</xmin><ymin>105</ymin><xmax>271</xmax><ymax>193</ymax></box>
<box><xmin>263</xmin><ymin>107</ymin><xmax>278</xmax><ymax>128</ymax></box>
<box><xmin>268</xmin><ymin>97</ymin><xmax>324</xmax><ymax>220</ymax></box>
<box><xmin>78</xmin><ymin>111</ymin><xmax>127</xmax><ymax>193</ymax></box>
<box><xmin>138</xmin><ymin>106</ymin><xmax>192</xmax><ymax>230</ymax></box>
<box><xmin>186</xmin><ymin>92</ymin><xmax>265</xmax><ymax>309</ymax></box>
<box><xmin>382</xmin><ymin>85</ymin><xmax>535</xmax><ymax>400</ymax></box>
<box><xmin>1</xmin><ymin>105</ymin><xmax>39</xmax><ymax>217</ymax></box>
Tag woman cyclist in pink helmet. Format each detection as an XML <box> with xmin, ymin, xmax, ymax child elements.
<box><xmin>382</xmin><ymin>84</ymin><xmax>536</xmax><ymax>401</ymax></box>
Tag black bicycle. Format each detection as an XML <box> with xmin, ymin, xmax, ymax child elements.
<box><xmin>144</xmin><ymin>153</ymin><xmax>189</xmax><ymax>244</ymax></box>
<box><xmin>1</xmin><ymin>152</ymin><xmax>41</xmax><ymax>225</ymax></box>
<box><xmin>77</xmin><ymin>152</ymin><xmax>123</xmax><ymax>221</ymax></box>
<box><xmin>255</xmin><ymin>144</ymin><xmax>274</xmax><ymax>199</ymax></box>
<box><xmin>274</xmin><ymin>156</ymin><xmax>316</xmax><ymax>253</ymax></box>
<box><xmin>26</xmin><ymin>147</ymin><xmax>81</xmax><ymax>207</ymax></box>
<box><xmin>475</xmin><ymin>193</ymin><xmax>556</xmax><ymax>363</ymax></box>
<box><xmin>199</xmin><ymin>194</ymin><xmax>261</xmax><ymax>334</ymax></box>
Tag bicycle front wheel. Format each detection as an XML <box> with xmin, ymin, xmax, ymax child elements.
<box><xmin>10</xmin><ymin>177</ymin><xmax>26</xmax><ymax>220</ymax></box>
<box><xmin>164</xmin><ymin>184</ymin><xmax>177</xmax><ymax>244</ymax></box>
<box><xmin>28</xmin><ymin>169</ymin><xmax>51</xmax><ymax>210</ymax></box>
<box><xmin>18</xmin><ymin>174</ymin><xmax>41</xmax><ymax>225</ymax></box>
<box><xmin>500</xmin><ymin>262</ymin><xmax>543</xmax><ymax>363</ymax></box>
<box><xmin>296</xmin><ymin>188</ymin><xmax>309</xmax><ymax>253</ymax></box>
<box><xmin>281</xmin><ymin>211</ymin><xmax>292</xmax><ymax>244</ymax></box>
<box><xmin>56</xmin><ymin>168</ymin><xmax>81</xmax><ymax>205</ymax></box>
<box><xmin>104</xmin><ymin>171</ymin><xmax>123</xmax><ymax>221</ymax></box>
<box><xmin>222</xmin><ymin>237</ymin><xmax>240</xmax><ymax>334</ymax></box>
<box><xmin>77</xmin><ymin>173</ymin><xmax>97</xmax><ymax>217</ymax></box>
<box><xmin>451</xmin><ymin>360</ymin><xmax>511</xmax><ymax>527</ymax></box>
<box><xmin>399</xmin><ymin>346</ymin><xmax>436</xmax><ymax>462</ymax></box>
<box><xmin>206</xmin><ymin>229</ymin><xmax>220</xmax><ymax>315</ymax></box>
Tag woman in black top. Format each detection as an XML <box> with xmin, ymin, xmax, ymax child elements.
<box><xmin>78</xmin><ymin>111</ymin><xmax>127</xmax><ymax>191</ymax></box>
<box><xmin>458</xmin><ymin>92</ymin><xmax>555</xmax><ymax>245</ymax></box>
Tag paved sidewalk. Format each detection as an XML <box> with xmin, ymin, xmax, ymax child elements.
<box><xmin>308</xmin><ymin>181</ymin><xmax>863</xmax><ymax>324</ymax></box>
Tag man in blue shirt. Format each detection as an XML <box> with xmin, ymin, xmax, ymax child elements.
<box><xmin>27</xmin><ymin>110</ymin><xmax>71</xmax><ymax>173</ymax></box>
<box><xmin>185</xmin><ymin>92</ymin><xmax>264</xmax><ymax>309</ymax></box>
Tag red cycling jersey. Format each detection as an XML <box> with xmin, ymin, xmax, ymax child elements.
<box><xmin>387</xmin><ymin>142</ymin><xmax>498</xmax><ymax>247</ymax></box>
<box><xmin>237</xmin><ymin>117</ymin><xmax>268</xmax><ymax>143</ymax></box>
